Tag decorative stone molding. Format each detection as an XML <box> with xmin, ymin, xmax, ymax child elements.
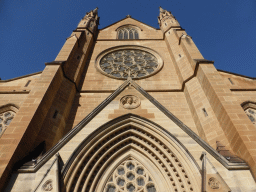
<box><xmin>95</xmin><ymin>46</ymin><xmax>164</xmax><ymax>80</ymax></box>
<box><xmin>241</xmin><ymin>101</ymin><xmax>256</xmax><ymax>110</ymax></box>
<box><xmin>115</xmin><ymin>24</ymin><xmax>142</xmax><ymax>32</ymax></box>
<box><xmin>0</xmin><ymin>103</ymin><xmax>19</xmax><ymax>114</ymax></box>
<box><xmin>208</xmin><ymin>177</ymin><xmax>220</xmax><ymax>189</ymax></box>
<box><xmin>120</xmin><ymin>95</ymin><xmax>140</xmax><ymax>109</ymax></box>
<box><xmin>42</xmin><ymin>180</ymin><xmax>53</xmax><ymax>191</ymax></box>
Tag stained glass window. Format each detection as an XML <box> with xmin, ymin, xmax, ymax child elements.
<box><xmin>245</xmin><ymin>108</ymin><xmax>256</xmax><ymax>125</ymax></box>
<box><xmin>118</xmin><ymin>31</ymin><xmax>123</xmax><ymax>39</ymax></box>
<box><xmin>0</xmin><ymin>111</ymin><xmax>15</xmax><ymax>136</ymax></box>
<box><xmin>124</xmin><ymin>31</ymin><xmax>128</xmax><ymax>39</ymax></box>
<box><xmin>129</xmin><ymin>31</ymin><xmax>134</xmax><ymax>39</ymax></box>
<box><xmin>98</xmin><ymin>49</ymin><xmax>160</xmax><ymax>79</ymax></box>
<box><xmin>118</xmin><ymin>28</ymin><xmax>139</xmax><ymax>39</ymax></box>
<box><xmin>134</xmin><ymin>31</ymin><xmax>139</xmax><ymax>39</ymax></box>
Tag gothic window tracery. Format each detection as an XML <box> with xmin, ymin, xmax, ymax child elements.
<box><xmin>245</xmin><ymin>108</ymin><xmax>256</xmax><ymax>124</ymax></box>
<box><xmin>0</xmin><ymin>110</ymin><xmax>15</xmax><ymax>136</ymax></box>
<box><xmin>105</xmin><ymin>158</ymin><xmax>157</xmax><ymax>192</ymax></box>
<box><xmin>241</xmin><ymin>102</ymin><xmax>256</xmax><ymax>126</ymax></box>
<box><xmin>97</xmin><ymin>48</ymin><xmax>163</xmax><ymax>80</ymax></box>
<box><xmin>118</xmin><ymin>28</ymin><xmax>139</xmax><ymax>39</ymax></box>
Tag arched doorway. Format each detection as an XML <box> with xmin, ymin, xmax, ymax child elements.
<box><xmin>62</xmin><ymin>114</ymin><xmax>201</xmax><ymax>192</ymax></box>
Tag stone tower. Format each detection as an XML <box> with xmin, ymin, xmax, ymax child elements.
<box><xmin>1</xmin><ymin>7</ymin><xmax>256</xmax><ymax>192</ymax></box>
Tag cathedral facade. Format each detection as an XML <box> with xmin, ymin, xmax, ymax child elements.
<box><xmin>1</xmin><ymin>7</ymin><xmax>256</xmax><ymax>192</ymax></box>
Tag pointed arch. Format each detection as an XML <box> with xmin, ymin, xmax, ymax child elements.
<box><xmin>124</xmin><ymin>30</ymin><xmax>128</xmax><ymax>39</ymax></box>
<box><xmin>118</xmin><ymin>30</ymin><xmax>124</xmax><ymax>39</ymax></box>
<box><xmin>0</xmin><ymin>103</ymin><xmax>19</xmax><ymax>113</ymax></box>
<box><xmin>116</xmin><ymin>25</ymin><xmax>140</xmax><ymax>39</ymax></box>
<box><xmin>134</xmin><ymin>31</ymin><xmax>139</xmax><ymax>39</ymax></box>
<box><xmin>241</xmin><ymin>101</ymin><xmax>256</xmax><ymax>124</ymax></box>
<box><xmin>129</xmin><ymin>30</ymin><xmax>134</xmax><ymax>39</ymax></box>
<box><xmin>0</xmin><ymin>103</ymin><xmax>19</xmax><ymax>136</ymax></box>
<box><xmin>62</xmin><ymin>114</ymin><xmax>201</xmax><ymax>192</ymax></box>
<box><xmin>97</xmin><ymin>152</ymin><xmax>167</xmax><ymax>192</ymax></box>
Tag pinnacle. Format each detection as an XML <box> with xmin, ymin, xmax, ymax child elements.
<box><xmin>93</xmin><ymin>7</ymin><xmax>98</xmax><ymax>14</ymax></box>
<box><xmin>159</xmin><ymin>6</ymin><xmax>165</xmax><ymax>13</ymax></box>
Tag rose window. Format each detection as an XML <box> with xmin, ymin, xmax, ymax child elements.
<box><xmin>0</xmin><ymin>111</ymin><xmax>15</xmax><ymax>136</ymax></box>
<box><xmin>97</xmin><ymin>49</ymin><xmax>162</xmax><ymax>80</ymax></box>
<box><xmin>105</xmin><ymin>158</ymin><xmax>157</xmax><ymax>192</ymax></box>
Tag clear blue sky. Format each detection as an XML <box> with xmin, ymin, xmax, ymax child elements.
<box><xmin>0</xmin><ymin>0</ymin><xmax>255</xmax><ymax>80</ymax></box>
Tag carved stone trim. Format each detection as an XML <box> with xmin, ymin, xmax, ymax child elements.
<box><xmin>120</xmin><ymin>95</ymin><xmax>141</xmax><ymax>109</ymax></box>
<box><xmin>42</xmin><ymin>180</ymin><xmax>53</xmax><ymax>191</ymax></box>
<box><xmin>0</xmin><ymin>103</ymin><xmax>19</xmax><ymax>114</ymax></box>
<box><xmin>241</xmin><ymin>101</ymin><xmax>256</xmax><ymax>111</ymax></box>
<box><xmin>115</xmin><ymin>24</ymin><xmax>143</xmax><ymax>31</ymax></box>
<box><xmin>208</xmin><ymin>177</ymin><xmax>220</xmax><ymax>189</ymax></box>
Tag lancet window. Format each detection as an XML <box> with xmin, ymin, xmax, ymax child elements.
<box><xmin>105</xmin><ymin>158</ymin><xmax>157</xmax><ymax>192</ymax></box>
<box><xmin>118</xmin><ymin>28</ymin><xmax>139</xmax><ymax>39</ymax></box>
<box><xmin>0</xmin><ymin>110</ymin><xmax>15</xmax><ymax>136</ymax></box>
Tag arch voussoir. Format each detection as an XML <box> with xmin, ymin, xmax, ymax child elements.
<box><xmin>63</xmin><ymin>115</ymin><xmax>201</xmax><ymax>192</ymax></box>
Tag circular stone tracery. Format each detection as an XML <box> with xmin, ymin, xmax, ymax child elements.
<box><xmin>97</xmin><ymin>49</ymin><xmax>162</xmax><ymax>79</ymax></box>
<box><xmin>105</xmin><ymin>158</ymin><xmax>157</xmax><ymax>192</ymax></box>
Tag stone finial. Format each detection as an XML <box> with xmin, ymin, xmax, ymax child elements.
<box><xmin>126</xmin><ymin>14</ymin><xmax>131</xmax><ymax>18</ymax></box>
<box><xmin>159</xmin><ymin>6</ymin><xmax>165</xmax><ymax>13</ymax></box>
<box><xmin>93</xmin><ymin>7</ymin><xmax>98</xmax><ymax>14</ymax></box>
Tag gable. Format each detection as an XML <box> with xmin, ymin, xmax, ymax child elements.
<box><xmin>98</xmin><ymin>17</ymin><xmax>162</xmax><ymax>40</ymax></box>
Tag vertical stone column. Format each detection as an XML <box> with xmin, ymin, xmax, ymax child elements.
<box><xmin>161</xmin><ymin>7</ymin><xmax>231</xmax><ymax>150</ymax></box>
<box><xmin>184</xmin><ymin>77</ymin><xmax>232</xmax><ymax>149</ymax></box>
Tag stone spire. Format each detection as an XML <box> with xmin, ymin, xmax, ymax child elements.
<box><xmin>158</xmin><ymin>6</ymin><xmax>180</xmax><ymax>31</ymax></box>
<box><xmin>78</xmin><ymin>7</ymin><xmax>99</xmax><ymax>32</ymax></box>
<box><xmin>83</xmin><ymin>7</ymin><xmax>98</xmax><ymax>20</ymax></box>
<box><xmin>158</xmin><ymin>6</ymin><xmax>173</xmax><ymax>23</ymax></box>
